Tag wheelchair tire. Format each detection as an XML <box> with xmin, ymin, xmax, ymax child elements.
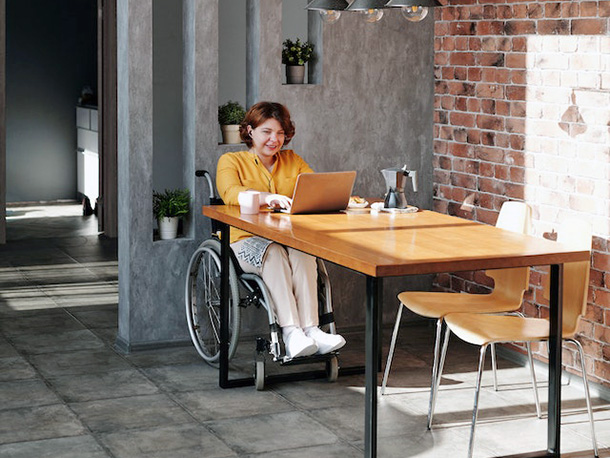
<box><xmin>255</xmin><ymin>359</ymin><xmax>265</xmax><ymax>391</ymax></box>
<box><xmin>326</xmin><ymin>355</ymin><xmax>339</xmax><ymax>383</ymax></box>
<box><xmin>185</xmin><ymin>238</ymin><xmax>241</xmax><ymax>365</ymax></box>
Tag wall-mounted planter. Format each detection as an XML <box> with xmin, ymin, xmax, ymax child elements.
<box><xmin>286</xmin><ymin>65</ymin><xmax>305</xmax><ymax>84</ymax></box>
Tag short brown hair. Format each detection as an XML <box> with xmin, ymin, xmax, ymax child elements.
<box><xmin>240</xmin><ymin>101</ymin><xmax>296</xmax><ymax>147</ymax></box>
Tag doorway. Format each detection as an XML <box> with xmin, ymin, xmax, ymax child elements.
<box><xmin>0</xmin><ymin>0</ymin><xmax>117</xmax><ymax>243</ymax></box>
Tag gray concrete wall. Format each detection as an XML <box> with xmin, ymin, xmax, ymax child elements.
<box><xmin>0</xmin><ymin>0</ymin><xmax>5</xmax><ymax>243</ymax></box>
<box><xmin>5</xmin><ymin>0</ymin><xmax>97</xmax><ymax>202</ymax></box>
<box><xmin>117</xmin><ymin>0</ymin><xmax>435</xmax><ymax>349</ymax></box>
<box><xmin>153</xmin><ymin>0</ymin><xmax>184</xmax><ymax>193</ymax></box>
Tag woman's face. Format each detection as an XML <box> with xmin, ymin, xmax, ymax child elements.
<box><xmin>249</xmin><ymin>118</ymin><xmax>285</xmax><ymax>160</ymax></box>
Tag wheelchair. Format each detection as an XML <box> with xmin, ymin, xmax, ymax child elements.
<box><xmin>185</xmin><ymin>170</ymin><xmax>340</xmax><ymax>390</ymax></box>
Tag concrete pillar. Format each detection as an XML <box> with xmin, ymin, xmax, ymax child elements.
<box><xmin>0</xmin><ymin>0</ymin><xmax>5</xmax><ymax>245</ymax></box>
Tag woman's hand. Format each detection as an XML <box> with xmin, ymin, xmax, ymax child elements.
<box><xmin>260</xmin><ymin>192</ymin><xmax>292</xmax><ymax>210</ymax></box>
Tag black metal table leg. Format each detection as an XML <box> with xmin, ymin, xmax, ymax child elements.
<box><xmin>547</xmin><ymin>264</ymin><xmax>563</xmax><ymax>456</ymax></box>
<box><xmin>365</xmin><ymin>276</ymin><xmax>380</xmax><ymax>458</ymax></box>
<box><xmin>219</xmin><ymin>221</ymin><xmax>231</xmax><ymax>388</ymax></box>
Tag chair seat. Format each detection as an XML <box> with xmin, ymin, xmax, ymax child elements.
<box><xmin>398</xmin><ymin>291</ymin><xmax>521</xmax><ymax>319</ymax></box>
<box><xmin>444</xmin><ymin>313</ymin><xmax>555</xmax><ymax>346</ymax></box>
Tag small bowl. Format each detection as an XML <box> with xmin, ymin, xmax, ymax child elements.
<box><xmin>348</xmin><ymin>200</ymin><xmax>369</xmax><ymax>208</ymax></box>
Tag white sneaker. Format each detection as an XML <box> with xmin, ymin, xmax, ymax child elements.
<box><xmin>305</xmin><ymin>327</ymin><xmax>346</xmax><ymax>355</ymax></box>
<box><xmin>284</xmin><ymin>327</ymin><xmax>318</xmax><ymax>359</ymax></box>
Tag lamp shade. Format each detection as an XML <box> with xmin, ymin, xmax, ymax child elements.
<box><xmin>385</xmin><ymin>0</ymin><xmax>442</xmax><ymax>6</ymax></box>
<box><xmin>306</xmin><ymin>0</ymin><xmax>349</xmax><ymax>11</ymax></box>
<box><xmin>346</xmin><ymin>0</ymin><xmax>389</xmax><ymax>10</ymax></box>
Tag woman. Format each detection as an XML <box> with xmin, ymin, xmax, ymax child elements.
<box><xmin>216</xmin><ymin>101</ymin><xmax>346</xmax><ymax>359</ymax></box>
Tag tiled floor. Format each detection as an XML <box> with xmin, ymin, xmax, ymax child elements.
<box><xmin>0</xmin><ymin>207</ymin><xmax>608</xmax><ymax>457</ymax></box>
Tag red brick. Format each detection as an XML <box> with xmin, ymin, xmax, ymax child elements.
<box><xmin>497</xmin><ymin>5</ymin><xmax>512</xmax><ymax>20</ymax></box>
<box><xmin>594</xmin><ymin>360</ymin><xmax>610</xmax><ymax>382</ymax></box>
<box><xmin>440</xmin><ymin>125</ymin><xmax>453</xmax><ymax>140</ymax></box>
<box><xmin>477</xmin><ymin>21</ymin><xmax>505</xmax><ymax>35</ymax></box>
<box><xmin>469</xmin><ymin>37</ymin><xmax>482</xmax><ymax>51</ymax></box>
<box><xmin>479</xmin><ymin>162</ymin><xmax>494</xmax><ymax>177</ymax></box>
<box><xmin>467</xmin><ymin>99</ymin><xmax>481</xmax><ymax>113</ymax></box>
<box><xmin>510</xmin><ymin>101</ymin><xmax>527</xmax><ymax>118</ymax></box>
<box><xmin>589</xmin><ymin>269</ymin><xmax>604</xmax><ymax>288</ymax></box>
<box><xmin>505</xmin><ymin>150</ymin><xmax>525</xmax><ymax>167</ymax></box>
<box><xmin>435</xmin><ymin>53</ymin><xmax>449</xmax><ymax>66</ymax></box>
<box><xmin>510</xmin><ymin>166</ymin><xmax>525</xmax><ymax>183</ymax></box>
<box><xmin>442</xmin><ymin>6</ymin><xmax>457</xmax><ymax>21</ymax></box>
<box><xmin>595</xmin><ymin>289</ymin><xmax>610</xmax><ymax>308</ymax></box>
<box><xmin>476</xmin><ymin>83</ymin><xmax>504</xmax><ymax>99</ymax></box>
<box><xmin>511</xmin><ymin>70</ymin><xmax>527</xmax><ymax>85</ymax></box>
<box><xmin>434</xmin><ymin>140</ymin><xmax>448</xmax><ymax>154</ymax></box>
<box><xmin>509</xmin><ymin>134</ymin><xmax>525</xmax><ymax>151</ymax></box>
<box><xmin>481</xmin><ymin>99</ymin><xmax>496</xmax><ymax>114</ymax></box>
<box><xmin>584</xmin><ymin>303</ymin><xmax>604</xmax><ymax>324</ymax></box>
<box><xmin>433</xmin><ymin>199</ymin><xmax>448</xmax><ymax>214</ymax></box>
<box><xmin>512</xmin><ymin>4</ymin><xmax>528</xmax><ymax>19</ymax></box>
<box><xmin>505</xmin><ymin>20</ymin><xmax>536</xmax><ymax>35</ymax></box>
<box><xmin>452</xmin><ymin>143</ymin><xmax>474</xmax><ymax>158</ymax></box>
<box><xmin>451</xmin><ymin>172</ymin><xmax>477</xmax><ymax>190</ymax></box>
<box><xmin>495</xmin><ymin>164</ymin><xmax>509</xmax><ymax>180</ymax></box>
<box><xmin>450</xmin><ymin>52</ymin><xmax>475</xmax><ymax>66</ymax></box>
<box><xmin>594</xmin><ymin>323</ymin><xmax>610</xmax><ymax>342</ymax></box>
<box><xmin>435</xmin><ymin>80</ymin><xmax>449</xmax><ymax>94</ymax></box>
<box><xmin>496</xmin><ymin>134</ymin><xmax>510</xmax><ymax>148</ymax></box>
<box><xmin>507</xmin><ymin>85</ymin><xmax>527</xmax><ymax>101</ymax></box>
<box><xmin>481</xmin><ymin>131</ymin><xmax>496</xmax><ymax>146</ymax></box>
<box><xmin>475</xmin><ymin>146</ymin><xmax>505</xmax><ymax>163</ymax></box>
<box><xmin>453</xmin><ymin>128</ymin><xmax>468</xmax><ymax>143</ymax></box>
<box><xmin>538</xmin><ymin>19</ymin><xmax>570</xmax><ymax>35</ymax></box>
<box><xmin>448</xmin><ymin>82</ymin><xmax>476</xmax><ymax>96</ymax></box>
<box><xmin>441</xmin><ymin>37</ymin><xmax>455</xmax><ymax>51</ymax></box>
<box><xmin>440</xmin><ymin>96</ymin><xmax>455</xmax><ymax>110</ymax></box>
<box><xmin>601</xmin><ymin>1</ymin><xmax>610</xmax><ymax>17</ymax></box>
<box><xmin>476</xmin><ymin>114</ymin><xmax>504</xmax><ymax>131</ymax></box>
<box><xmin>455</xmin><ymin>67</ymin><xmax>468</xmax><ymax>80</ymax></box>
<box><xmin>580</xmin><ymin>1</ymin><xmax>598</xmax><ymax>17</ymax></box>
<box><xmin>505</xmin><ymin>182</ymin><xmax>525</xmax><ymax>199</ymax></box>
<box><xmin>467</xmin><ymin>129</ymin><xmax>481</xmax><ymax>144</ymax></box>
<box><xmin>442</xmin><ymin>67</ymin><xmax>455</xmax><ymax>80</ymax></box>
<box><xmin>512</xmin><ymin>37</ymin><xmax>527</xmax><ymax>52</ymax></box>
<box><xmin>495</xmin><ymin>68</ymin><xmax>511</xmax><ymax>84</ymax></box>
<box><xmin>478</xmin><ymin>52</ymin><xmax>505</xmax><ymax>67</ymax></box>
<box><xmin>450</xmin><ymin>21</ymin><xmax>477</xmax><ymax>35</ymax></box>
<box><xmin>527</xmin><ymin>3</ymin><xmax>544</xmax><ymax>18</ymax></box>
<box><xmin>481</xmin><ymin>67</ymin><xmax>497</xmax><ymax>82</ymax></box>
<box><xmin>455</xmin><ymin>37</ymin><xmax>469</xmax><ymax>51</ymax></box>
<box><xmin>468</xmin><ymin>67</ymin><xmax>482</xmax><ymax>81</ymax></box>
<box><xmin>571</xmin><ymin>19</ymin><xmax>606</xmax><ymax>34</ymax></box>
<box><xmin>545</xmin><ymin>2</ymin><xmax>562</xmax><ymax>18</ymax></box>
<box><xmin>561</xmin><ymin>3</ymin><xmax>578</xmax><ymax>17</ymax></box>
<box><xmin>455</xmin><ymin>97</ymin><xmax>468</xmax><ymax>111</ymax></box>
<box><xmin>496</xmin><ymin>101</ymin><xmax>510</xmax><ymax>116</ymax></box>
<box><xmin>435</xmin><ymin>21</ymin><xmax>449</xmax><ymax>36</ymax></box>
<box><xmin>593</xmin><ymin>252</ymin><xmax>610</xmax><ymax>272</ymax></box>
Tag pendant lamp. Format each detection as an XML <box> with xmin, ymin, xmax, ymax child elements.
<box><xmin>305</xmin><ymin>0</ymin><xmax>349</xmax><ymax>11</ymax></box>
<box><xmin>385</xmin><ymin>0</ymin><xmax>442</xmax><ymax>6</ymax></box>
<box><xmin>346</xmin><ymin>0</ymin><xmax>387</xmax><ymax>22</ymax></box>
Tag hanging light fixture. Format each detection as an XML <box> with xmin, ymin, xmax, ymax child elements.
<box><xmin>306</xmin><ymin>0</ymin><xmax>441</xmax><ymax>25</ymax></box>
<box><xmin>346</xmin><ymin>0</ymin><xmax>388</xmax><ymax>23</ymax></box>
<box><xmin>385</xmin><ymin>0</ymin><xmax>441</xmax><ymax>22</ymax></box>
<box><xmin>306</xmin><ymin>0</ymin><xmax>349</xmax><ymax>24</ymax></box>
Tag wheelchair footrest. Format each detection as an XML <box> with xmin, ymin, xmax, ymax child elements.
<box><xmin>279</xmin><ymin>352</ymin><xmax>339</xmax><ymax>366</ymax></box>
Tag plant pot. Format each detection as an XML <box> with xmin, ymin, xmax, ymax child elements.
<box><xmin>158</xmin><ymin>216</ymin><xmax>179</xmax><ymax>240</ymax></box>
<box><xmin>286</xmin><ymin>65</ymin><xmax>305</xmax><ymax>84</ymax></box>
<box><xmin>220</xmin><ymin>125</ymin><xmax>241</xmax><ymax>144</ymax></box>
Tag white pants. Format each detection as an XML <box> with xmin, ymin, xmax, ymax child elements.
<box><xmin>231</xmin><ymin>240</ymin><xmax>319</xmax><ymax>328</ymax></box>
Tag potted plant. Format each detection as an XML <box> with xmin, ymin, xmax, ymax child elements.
<box><xmin>153</xmin><ymin>188</ymin><xmax>190</xmax><ymax>240</ymax></box>
<box><xmin>282</xmin><ymin>38</ymin><xmax>314</xmax><ymax>84</ymax></box>
<box><xmin>218</xmin><ymin>101</ymin><xmax>246</xmax><ymax>144</ymax></box>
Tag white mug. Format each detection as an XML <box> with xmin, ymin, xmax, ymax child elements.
<box><xmin>238</xmin><ymin>191</ymin><xmax>260</xmax><ymax>215</ymax></box>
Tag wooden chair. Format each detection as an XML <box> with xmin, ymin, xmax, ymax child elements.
<box><xmin>381</xmin><ymin>201</ymin><xmax>539</xmax><ymax>430</ymax></box>
<box><xmin>443</xmin><ymin>219</ymin><xmax>598</xmax><ymax>458</ymax></box>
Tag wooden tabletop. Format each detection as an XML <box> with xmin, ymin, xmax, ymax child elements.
<box><xmin>203</xmin><ymin>206</ymin><xmax>590</xmax><ymax>277</ymax></box>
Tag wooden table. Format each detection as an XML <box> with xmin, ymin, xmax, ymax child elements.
<box><xmin>203</xmin><ymin>205</ymin><xmax>590</xmax><ymax>458</ymax></box>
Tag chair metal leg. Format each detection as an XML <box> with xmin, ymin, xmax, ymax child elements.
<box><xmin>525</xmin><ymin>342</ymin><xmax>541</xmax><ymax>418</ymax></box>
<box><xmin>490</xmin><ymin>343</ymin><xmax>498</xmax><ymax>391</ymax></box>
<box><xmin>428</xmin><ymin>321</ymin><xmax>449</xmax><ymax>429</ymax></box>
<box><xmin>468</xmin><ymin>344</ymin><xmax>488</xmax><ymax>458</ymax></box>
<box><xmin>381</xmin><ymin>304</ymin><xmax>404</xmax><ymax>395</ymax></box>
<box><xmin>569</xmin><ymin>338</ymin><xmax>599</xmax><ymax>458</ymax></box>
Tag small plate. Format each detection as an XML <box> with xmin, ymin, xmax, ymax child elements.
<box><xmin>348</xmin><ymin>200</ymin><xmax>369</xmax><ymax>208</ymax></box>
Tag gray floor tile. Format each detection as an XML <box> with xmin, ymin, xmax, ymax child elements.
<box><xmin>0</xmin><ymin>286</ymin><xmax>59</xmax><ymax>312</ymax></box>
<box><xmin>69</xmin><ymin>307</ymin><xmax>118</xmax><ymax>329</ymax></box>
<box><xmin>99</xmin><ymin>424</ymin><xmax>237</xmax><ymax>458</ymax></box>
<box><xmin>124</xmin><ymin>346</ymin><xmax>203</xmax><ymax>368</ymax></box>
<box><xmin>271</xmin><ymin>377</ymin><xmax>366</xmax><ymax>410</ymax></box>
<box><xmin>48</xmin><ymin>369</ymin><xmax>159</xmax><ymax>402</ymax></box>
<box><xmin>206</xmin><ymin>411</ymin><xmax>339</xmax><ymax>455</ymax></box>
<box><xmin>244</xmin><ymin>442</ymin><xmax>362</xmax><ymax>458</ymax></box>
<box><xmin>141</xmin><ymin>363</ymin><xmax>219</xmax><ymax>392</ymax></box>
<box><xmin>0</xmin><ymin>356</ymin><xmax>38</xmax><ymax>381</ymax></box>
<box><xmin>0</xmin><ymin>309</ymin><xmax>85</xmax><ymax>336</ymax></box>
<box><xmin>174</xmin><ymin>386</ymin><xmax>294</xmax><ymax>422</ymax></box>
<box><xmin>0</xmin><ymin>340</ymin><xmax>19</xmax><ymax>358</ymax></box>
<box><xmin>0</xmin><ymin>379</ymin><xmax>61</xmax><ymax>410</ymax></box>
<box><xmin>40</xmin><ymin>282</ymin><xmax>118</xmax><ymax>308</ymax></box>
<box><xmin>0</xmin><ymin>435</ymin><xmax>110</xmax><ymax>458</ymax></box>
<box><xmin>29</xmin><ymin>348</ymin><xmax>131</xmax><ymax>377</ymax></box>
<box><xmin>11</xmin><ymin>329</ymin><xmax>105</xmax><ymax>355</ymax></box>
<box><xmin>0</xmin><ymin>404</ymin><xmax>86</xmax><ymax>445</ymax></box>
<box><xmin>70</xmin><ymin>394</ymin><xmax>195</xmax><ymax>434</ymax></box>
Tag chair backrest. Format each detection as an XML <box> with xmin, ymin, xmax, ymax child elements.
<box><xmin>556</xmin><ymin>219</ymin><xmax>592</xmax><ymax>337</ymax></box>
<box><xmin>487</xmin><ymin>202</ymin><xmax>531</xmax><ymax>307</ymax></box>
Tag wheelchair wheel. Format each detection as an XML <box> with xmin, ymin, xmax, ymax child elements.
<box><xmin>255</xmin><ymin>359</ymin><xmax>265</xmax><ymax>391</ymax></box>
<box><xmin>185</xmin><ymin>238</ymin><xmax>241</xmax><ymax>365</ymax></box>
<box><xmin>326</xmin><ymin>355</ymin><xmax>339</xmax><ymax>382</ymax></box>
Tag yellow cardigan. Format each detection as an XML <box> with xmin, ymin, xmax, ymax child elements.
<box><xmin>216</xmin><ymin>149</ymin><xmax>314</xmax><ymax>243</ymax></box>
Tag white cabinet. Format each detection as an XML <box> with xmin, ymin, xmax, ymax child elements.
<box><xmin>76</xmin><ymin>106</ymin><xmax>99</xmax><ymax>204</ymax></box>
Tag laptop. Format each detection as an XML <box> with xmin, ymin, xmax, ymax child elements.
<box><xmin>280</xmin><ymin>171</ymin><xmax>357</xmax><ymax>214</ymax></box>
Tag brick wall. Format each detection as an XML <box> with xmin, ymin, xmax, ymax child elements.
<box><xmin>433</xmin><ymin>1</ymin><xmax>610</xmax><ymax>387</ymax></box>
